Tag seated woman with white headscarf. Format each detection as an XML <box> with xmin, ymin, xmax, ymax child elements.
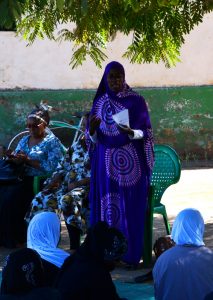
<box><xmin>27</xmin><ymin>212</ymin><xmax>70</xmax><ymax>286</ymax></box>
<box><xmin>153</xmin><ymin>208</ymin><xmax>213</xmax><ymax>300</ymax></box>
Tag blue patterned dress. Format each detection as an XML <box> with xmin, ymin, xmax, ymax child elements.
<box><xmin>0</xmin><ymin>131</ymin><xmax>64</xmax><ymax>248</ymax></box>
<box><xmin>15</xmin><ymin>132</ymin><xmax>64</xmax><ymax>176</ymax></box>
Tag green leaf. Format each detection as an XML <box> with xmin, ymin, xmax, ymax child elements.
<box><xmin>4</xmin><ymin>0</ymin><xmax>212</xmax><ymax>68</ymax></box>
<box><xmin>81</xmin><ymin>0</ymin><xmax>88</xmax><ymax>15</ymax></box>
<box><xmin>56</xmin><ymin>0</ymin><xmax>64</xmax><ymax>12</ymax></box>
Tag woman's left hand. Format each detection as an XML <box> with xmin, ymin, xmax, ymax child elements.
<box><xmin>16</xmin><ymin>152</ymin><xmax>28</xmax><ymax>162</ymax></box>
<box><xmin>68</xmin><ymin>182</ymin><xmax>77</xmax><ymax>191</ymax></box>
<box><xmin>7</xmin><ymin>152</ymin><xmax>28</xmax><ymax>165</ymax></box>
<box><xmin>12</xmin><ymin>151</ymin><xmax>40</xmax><ymax>169</ymax></box>
<box><xmin>117</xmin><ymin>124</ymin><xmax>134</xmax><ymax>137</ymax></box>
<box><xmin>68</xmin><ymin>178</ymin><xmax>90</xmax><ymax>192</ymax></box>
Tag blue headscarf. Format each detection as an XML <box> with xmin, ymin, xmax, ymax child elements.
<box><xmin>171</xmin><ymin>208</ymin><xmax>205</xmax><ymax>246</ymax></box>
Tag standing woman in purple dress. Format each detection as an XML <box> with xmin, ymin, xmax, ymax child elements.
<box><xmin>87</xmin><ymin>61</ymin><xmax>154</xmax><ymax>265</ymax></box>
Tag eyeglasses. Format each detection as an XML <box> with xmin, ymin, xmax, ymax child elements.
<box><xmin>26</xmin><ymin>123</ymin><xmax>41</xmax><ymax>129</ymax></box>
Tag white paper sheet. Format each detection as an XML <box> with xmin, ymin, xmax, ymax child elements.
<box><xmin>112</xmin><ymin>109</ymin><xmax>129</xmax><ymax>127</ymax></box>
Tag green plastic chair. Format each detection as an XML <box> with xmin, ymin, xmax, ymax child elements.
<box><xmin>143</xmin><ymin>144</ymin><xmax>181</xmax><ymax>267</ymax></box>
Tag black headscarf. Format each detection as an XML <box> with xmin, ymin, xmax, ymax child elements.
<box><xmin>60</xmin><ymin>221</ymin><xmax>127</xmax><ymax>274</ymax></box>
<box><xmin>0</xmin><ymin>248</ymin><xmax>44</xmax><ymax>295</ymax></box>
<box><xmin>82</xmin><ymin>221</ymin><xmax>128</xmax><ymax>262</ymax></box>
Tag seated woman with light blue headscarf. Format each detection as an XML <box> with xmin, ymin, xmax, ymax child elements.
<box><xmin>153</xmin><ymin>208</ymin><xmax>213</xmax><ymax>300</ymax></box>
<box><xmin>27</xmin><ymin>212</ymin><xmax>70</xmax><ymax>286</ymax></box>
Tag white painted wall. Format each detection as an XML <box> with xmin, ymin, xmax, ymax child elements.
<box><xmin>0</xmin><ymin>13</ymin><xmax>213</xmax><ymax>89</ymax></box>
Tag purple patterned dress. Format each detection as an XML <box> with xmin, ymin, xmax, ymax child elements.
<box><xmin>88</xmin><ymin>61</ymin><xmax>154</xmax><ymax>264</ymax></box>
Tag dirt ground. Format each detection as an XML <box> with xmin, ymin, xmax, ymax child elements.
<box><xmin>0</xmin><ymin>168</ymin><xmax>213</xmax><ymax>282</ymax></box>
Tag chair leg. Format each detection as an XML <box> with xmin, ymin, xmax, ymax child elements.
<box><xmin>33</xmin><ymin>176</ymin><xmax>40</xmax><ymax>195</ymax></box>
<box><xmin>33</xmin><ymin>175</ymin><xmax>49</xmax><ymax>195</ymax></box>
<box><xmin>143</xmin><ymin>214</ymin><xmax>153</xmax><ymax>267</ymax></box>
<box><xmin>143</xmin><ymin>187</ymin><xmax>154</xmax><ymax>267</ymax></box>
<box><xmin>163</xmin><ymin>211</ymin><xmax>170</xmax><ymax>235</ymax></box>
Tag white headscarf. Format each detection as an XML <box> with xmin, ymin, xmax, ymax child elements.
<box><xmin>171</xmin><ymin>208</ymin><xmax>205</xmax><ymax>246</ymax></box>
<box><xmin>27</xmin><ymin>212</ymin><xmax>70</xmax><ymax>268</ymax></box>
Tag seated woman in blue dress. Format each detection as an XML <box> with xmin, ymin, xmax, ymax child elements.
<box><xmin>0</xmin><ymin>104</ymin><xmax>64</xmax><ymax>248</ymax></box>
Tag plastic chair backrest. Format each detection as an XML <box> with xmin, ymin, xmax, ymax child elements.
<box><xmin>49</xmin><ymin>120</ymin><xmax>83</xmax><ymax>143</ymax></box>
<box><xmin>151</xmin><ymin>144</ymin><xmax>181</xmax><ymax>207</ymax></box>
<box><xmin>7</xmin><ymin>131</ymin><xmax>29</xmax><ymax>151</ymax></box>
<box><xmin>7</xmin><ymin>121</ymin><xmax>83</xmax><ymax>151</ymax></box>
<box><xmin>48</xmin><ymin>121</ymin><xmax>83</xmax><ymax>149</ymax></box>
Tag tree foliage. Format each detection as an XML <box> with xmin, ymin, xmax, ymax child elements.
<box><xmin>0</xmin><ymin>0</ymin><xmax>212</xmax><ymax>68</ymax></box>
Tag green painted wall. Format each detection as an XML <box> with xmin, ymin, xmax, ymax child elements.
<box><xmin>0</xmin><ymin>86</ymin><xmax>212</xmax><ymax>166</ymax></box>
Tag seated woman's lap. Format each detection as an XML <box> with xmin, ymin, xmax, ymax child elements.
<box><xmin>0</xmin><ymin>177</ymin><xmax>34</xmax><ymax>248</ymax></box>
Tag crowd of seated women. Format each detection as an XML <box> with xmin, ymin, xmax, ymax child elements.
<box><xmin>0</xmin><ymin>103</ymin><xmax>128</xmax><ymax>298</ymax></box>
<box><xmin>1</xmin><ymin>208</ymin><xmax>213</xmax><ymax>300</ymax></box>
<box><xmin>0</xmin><ymin>219</ymin><xmax>128</xmax><ymax>300</ymax></box>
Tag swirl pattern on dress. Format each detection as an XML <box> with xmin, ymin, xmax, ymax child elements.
<box><xmin>105</xmin><ymin>144</ymin><xmax>141</xmax><ymax>186</ymax></box>
<box><xmin>101</xmin><ymin>193</ymin><xmax>123</xmax><ymax>227</ymax></box>
<box><xmin>94</xmin><ymin>94</ymin><xmax>125</xmax><ymax>136</ymax></box>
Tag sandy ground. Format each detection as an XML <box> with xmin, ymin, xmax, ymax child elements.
<box><xmin>0</xmin><ymin>168</ymin><xmax>213</xmax><ymax>282</ymax></box>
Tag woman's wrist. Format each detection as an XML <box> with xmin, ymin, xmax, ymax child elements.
<box><xmin>24</xmin><ymin>156</ymin><xmax>31</xmax><ymax>165</ymax></box>
<box><xmin>89</xmin><ymin>128</ymin><xmax>95</xmax><ymax>136</ymax></box>
<box><xmin>25</xmin><ymin>157</ymin><xmax>40</xmax><ymax>169</ymax></box>
<box><xmin>128</xmin><ymin>129</ymin><xmax>134</xmax><ymax>137</ymax></box>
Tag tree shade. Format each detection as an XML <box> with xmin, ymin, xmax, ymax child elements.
<box><xmin>0</xmin><ymin>0</ymin><xmax>212</xmax><ymax>68</ymax></box>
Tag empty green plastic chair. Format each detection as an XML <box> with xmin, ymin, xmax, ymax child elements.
<box><xmin>143</xmin><ymin>144</ymin><xmax>181</xmax><ymax>267</ymax></box>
